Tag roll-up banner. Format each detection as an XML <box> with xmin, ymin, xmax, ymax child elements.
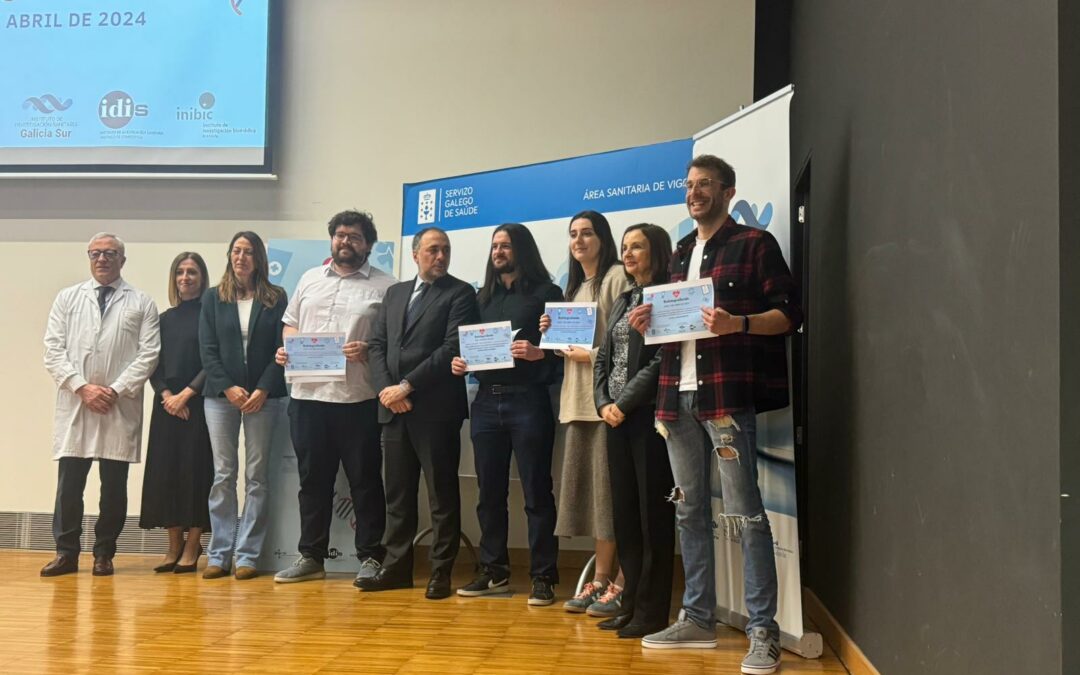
<box><xmin>400</xmin><ymin>85</ymin><xmax>820</xmax><ymax>658</ymax></box>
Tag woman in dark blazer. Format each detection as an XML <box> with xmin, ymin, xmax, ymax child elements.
<box><xmin>199</xmin><ymin>231</ymin><xmax>288</xmax><ymax>580</ymax></box>
<box><xmin>593</xmin><ymin>223</ymin><xmax>676</xmax><ymax>638</ymax></box>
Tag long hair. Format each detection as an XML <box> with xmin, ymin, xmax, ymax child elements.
<box><xmin>167</xmin><ymin>251</ymin><xmax>209</xmax><ymax>307</ymax></box>
<box><xmin>622</xmin><ymin>223</ymin><xmax>672</xmax><ymax>286</ymax></box>
<box><xmin>476</xmin><ymin>223</ymin><xmax>554</xmax><ymax>307</ymax></box>
<box><xmin>564</xmin><ymin>210</ymin><xmax>619</xmax><ymax>301</ymax></box>
<box><xmin>216</xmin><ymin>231</ymin><xmax>285</xmax><ymax>308</ymax></box>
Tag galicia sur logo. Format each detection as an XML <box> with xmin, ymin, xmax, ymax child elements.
<box><xmin>230</xmin><ymin>0</ymin><xmax>243</xmax><ymax>16</ymax></box>
<box><xmin>731</xmin><ymin>201</ymin><xmax>774</xmax><ymax>230</ymax></box>
<box><xmin>23</xmin><ymin>95</ymin><xmax>72</xmax><ymax>114</ymax></box>
<box><xmin>98</xmin><ymin>90</ymin><xmax>148</xmax><ymax>129</ymax></box>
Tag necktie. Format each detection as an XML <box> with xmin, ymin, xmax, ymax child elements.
<box><xmin>97</xmin><ymin>286</ymin><xmax>114</xmax><ymax>316</ymax></box>
<box><xmin>405</xmin><ymin>282</ymin><xmax>428</xmax><ymax>326</ymax></box>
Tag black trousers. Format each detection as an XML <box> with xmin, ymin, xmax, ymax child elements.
<box><xmin>607</xmin><ymin>406</ymin><xmax>676</xmax><ymax>625</ymax></box>
<box><xmin>470</xmin><ymin>386</ymin><xmax>559</xmax><ymax>582</ymax></box>
<box><xmin>53</xmin><ymin>457</ymin><xmax>130</xmax><ymax>558</ymax></box>
<box><xmin>381</xmin><ymin>414</ymin><xmax>463</xmax><ymax>577</ymax></box>
<box><xmin>288</xmin><ymin>398</ymin><xmax>384</xmax><ymax>563</ymax></box>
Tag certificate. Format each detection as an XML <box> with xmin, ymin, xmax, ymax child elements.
<box><xmin>540</xmin><ymin>302</ymin><xmax>598</xmax><ymax>350</ymax></box>
<box><xmin>284</xmin><ymin>332</ymin><xmax>347</xmax><ymax>383</ymax></box>
<box><xmin>458</xmin><ymin>321</ymin><xmax>515</xmax><ymax>371</ymax></box>
<box><xmin>642</xmin><ymin>279</ymin><xmax>715</xmax><ymax>345</ymax></box>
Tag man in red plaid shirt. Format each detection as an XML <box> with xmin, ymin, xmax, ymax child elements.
<box><xmin>630</xmin><ymin>155</ymin><xmax>802</xmax><ymax>675</ymax></box>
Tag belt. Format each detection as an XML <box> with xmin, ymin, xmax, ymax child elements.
<box><xmin>479</xmin><ymin>383</ymin><xmax>533</xmax><ymax>395</ymax></box>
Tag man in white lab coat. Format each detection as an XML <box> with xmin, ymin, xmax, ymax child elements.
<box><xmin>41</xmin><ymin>233</ymin><xmax>160</xmax><ymax>577</ymax></box>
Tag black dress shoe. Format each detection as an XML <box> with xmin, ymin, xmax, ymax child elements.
<box><xmin>40</xmin><ymin>554</ymin><xmax>78</xmax><ymax>577</ymax></box>
<box><xmin>425</xmin><ymin>571</ymin><xmax>452</xmax><ymax>600</ymax></box>
<box><xmin>173</xmin><ymin>545</ymin><xmax>203</xmax><ymax>574</ymax></box>
<box><xmin>617</xmin><ymin>621</ymin><xmax>667</xmax><ymax>638</ymax></box>
<box><xmin>355</xmin><ymin>567</ymin><xmax>412</xmax><ymax>592</ymax></box>
<box><xmin>597</xmin><ymin>613</ymin><xmax>633</xmax><ymax>630</ymax></box>
<box><xmin>92</xmin><ymin>556</ymin><xmax>114</xmax><ymax>576</ymax></box>
<box><xmin>154</xmin><ymin>557</ymin><xmax>180</xmax><ymax>573</ymax></box>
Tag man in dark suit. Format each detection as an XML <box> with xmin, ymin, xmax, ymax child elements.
<box><xmin>360</xmin><ymin>226</ymin><xmax>479</xmax><ymax>599</ymax></box>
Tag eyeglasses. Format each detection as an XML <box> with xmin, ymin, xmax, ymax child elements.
<box><xmin>333</xmin><ymin>232</ymin><xmax>366</xmax><ymax>245</ymax></box>
<box><xmin>684</xmin><ymin>178</ymin><xmax>727</xmax><ymax>192</ymax></box>
<box><xmin>87</xmin><ymin>250</ymin><xmax>120</xmax><ymax>261</ymax></box>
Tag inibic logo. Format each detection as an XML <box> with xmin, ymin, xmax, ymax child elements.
<box><xmin>23</xmin><ymin>95</ymin><xmax>72</xmax><ymax>114</ymax></box>
<box><xmin>417</xmin><ymin>189</ymin><xmax>437</xmax><ymax>225</ymax></box>
<box><xmin>177</xmin><ymin>92</ymin><xmax>215</xmax><ymax>121</ymax></box>
<box><xmin>98</xmin><ymin>91</ymin><xmax>148</xmax><ymax>129</ymax></box>
<box><xmin>230</xmin><ymin>0</ymin><xmax>243</xmax><ymax>16</ymax></box>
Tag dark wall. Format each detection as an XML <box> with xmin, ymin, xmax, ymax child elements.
<box><xmin>790</xmin><ymin>3</ymin><xmax>1061</xmax><ymax>673</ymax></box>
<box><xmin>1059</xmin><ymin>0</ymin><xmax>1079</xmax><ymax>671</ymax></box>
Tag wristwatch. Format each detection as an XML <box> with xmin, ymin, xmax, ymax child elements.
<box><xmin>742</xmin><ymin>316</ymin><xmax>752</xmax><ymax>334</ymax></box>
<box><xmin>398</xmin><ymin>379</ymin><xmax>413</xmax><ymax>395</ymax></box>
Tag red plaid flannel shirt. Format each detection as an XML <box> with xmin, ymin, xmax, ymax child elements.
<box><xmin>655</xmin><ymin>217</ymin><xmax>802</xmax><ymax>421</ymax></box>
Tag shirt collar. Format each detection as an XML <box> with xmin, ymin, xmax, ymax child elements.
<box><xmin>91</xmin><ymin>278</ymin><xmax>122</xmax><ymax>291</ymax></box>
<box><xmin>323</xmin><ymin>259</ymin><xmax>371</xmax><ymax>279</ymax></box>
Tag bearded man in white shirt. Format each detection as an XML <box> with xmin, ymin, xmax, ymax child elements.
<box><xmin>41</xmin><ymin>233</ymin><xmax>160</xmax><ymax>577</ymax></box>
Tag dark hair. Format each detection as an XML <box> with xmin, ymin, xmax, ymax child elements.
<box><xmin>564</xmin><ymin>210</ymin><xmax>620</xmax><ymax>301</ymax></box>
<box><xmin>167</xmin><ymin>251</ymin><xmax>209</xmax><ymax>307</ymax></box>
<box><xmin>412</xmin><ymin>226</ymin><xmax>450</xmax><ymax>252</ymax></box>
<box><xmin>217</xmin><ymin>231</ymin><xmax>285</xmax><ymax>308</ymax></box>
<box><xmin>327</xmin><ymin>209</ymin><xmax>378</xmax><ymax>244</ymax></box>
<box><xmin>687</xmin><ymin>154</ymin><xmax>736</xmax><ymax>188</ymax></box>
<box><xmin>476</xmin><ymin>223</ymin><xmax>553</xmax><ymax>306</ymax></box>
<box><xmin>622</xmin><ymin>223</ymin><xmax>672</xmax><ymax>286</ymax></box>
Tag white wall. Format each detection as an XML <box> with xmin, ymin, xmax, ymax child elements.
<box><xmin>0</xmin><ymin>0</ymin><xmax>754</xmax><ymax>548</ymax></box>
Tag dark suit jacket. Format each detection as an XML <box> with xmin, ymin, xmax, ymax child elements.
<box><xmin>369</xmin><ymin>274</ymin><xmax>480</xmax><ymax>425</ymax></box>
<box><xmin>198</xmin><ymin>286</ymin><xmax>288</xmax><ymax>399</ymax></box>
<box><xmin>594</xmin><ymin>288</ymin><xmax>661</xmax><ymax>415</ymax></box>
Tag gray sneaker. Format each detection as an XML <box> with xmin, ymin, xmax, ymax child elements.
<box><xmin>273</xmin><ymin>555</ymin><xmax>325</xmax><ymax>584</ymax></box>
<box><xmin>354</xmin><ymin>557</ymin><xmax>381</xmax><ymax>583</ymax></box>
<box><xmin>741</xmin><ymin>627</ymin><xmax>781</xmax><ymax>674</ymax></box>
<box><xmin>641</xmin><ymin>611</ymin><xmax>717</xmax><ymax>650</ymax></box>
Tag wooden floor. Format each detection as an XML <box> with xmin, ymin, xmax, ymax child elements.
<box><xmin>0</xmin><ymin>550</ymin><xmax>848</xmax><ymax>674</ymax></box>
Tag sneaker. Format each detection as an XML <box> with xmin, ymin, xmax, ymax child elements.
<box><xmin>354</xmin><ymin>557</ymin><xmax>381</xmax><ymax>583</ymax></box>
<box><xmin>274</xmin><ymin>555</ymin><xmax>325</xmax><ymax>584</ymax></box>
<box><xmin>528</xmin><ymin>578</ymin><xmax>555</xmax><ymax>606</ymax></box>
<box><xmin>563</xmin><ymin>579</ymin><xmax>606</xmax><ymax>612</ymax></box>
<box><xmin>456</xmin><ymin>568</ymin><xmax>510</xmax><ymax>597</ymax></box>
<box><xmin>741</xmin><ymin>627</ymin><xmax>781</xmax><ymax>674</ymax></box>
<box><xmin>641</xmin><ymin>611</ymin><xmax>718</xmax><ymax>650</ymax></box>
<box><xmin>586</xmin><ymin>583</ymin><xmax>623</xmax><ymax>617</ymax></box>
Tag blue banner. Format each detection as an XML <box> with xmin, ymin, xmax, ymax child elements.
<box><xmin>402</xmin><ymin>139</ymin><xmax>693</xmax><ymax>236</ymax></box>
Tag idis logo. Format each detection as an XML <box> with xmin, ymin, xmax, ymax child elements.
<box><xmin>98</xmin><ymin>90</ymin><xmax>148</xmax><ymax>129</ymax></box>
<box><xmin>177</xmin><ymin>92</ymin><xmax>215</xmax><ymax>121</ymax></box>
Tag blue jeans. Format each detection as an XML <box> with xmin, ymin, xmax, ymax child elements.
<box><xmin>470</xmin><ymin>385</ymin><xmax>559</xmax><ymax>582</ymax></box>
<box><xmin>658</xmin><ymin>392</ymin><xmax>779</xmax><ymax>638</ymax></box>
<box><xmin>204</xmin><ymin>396</ymin><xmax>286</xmax><ymax>570</ymax></box>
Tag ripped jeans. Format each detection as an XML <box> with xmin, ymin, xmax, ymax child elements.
<box><xmin>657</xmin><ymin>391</ymin><xmax>779</xmax><ymax>638</ymax></box>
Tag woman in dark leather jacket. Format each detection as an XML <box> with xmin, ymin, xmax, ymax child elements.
<box><xmin>593</xmin><ymin>223</ymin><xmax>677</xmax><ymax>638</ymax></box>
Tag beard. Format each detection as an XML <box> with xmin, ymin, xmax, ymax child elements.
<box><xmin>333</xmin><ymin>246</ymin><xmax>368</xmax><ymax>268</ymax></box>
<box><xmin>493</xmin><ymin>259</ymin><xmax>515</xmax><ymax>275</ymax></box>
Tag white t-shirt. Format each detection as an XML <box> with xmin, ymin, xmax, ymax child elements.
<box><xmin>679</xmin><ymin>239</ymin><xmax>708</xmax><ymax>392</ymax></box>
<box><xmin>237</xmin><ymin>297</ymin><xmax>254</xmax><ymax>359</ymax></box>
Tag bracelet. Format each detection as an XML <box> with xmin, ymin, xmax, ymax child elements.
<box><xmin>742</xmin><ymin>315</ymin><xmax>751</xmax><ymax>334</ymax></box>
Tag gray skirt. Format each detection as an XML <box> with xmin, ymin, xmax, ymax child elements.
<box><xmin>554</xmin><ymin>420</ymin><xmax>615</xmax><ymax>540</ymax></box>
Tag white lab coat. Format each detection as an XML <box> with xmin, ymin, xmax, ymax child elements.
<box><xmin>43</xmin><ymin>279</ymin><xmax>160</xmax><ymax>462</ymax></box>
